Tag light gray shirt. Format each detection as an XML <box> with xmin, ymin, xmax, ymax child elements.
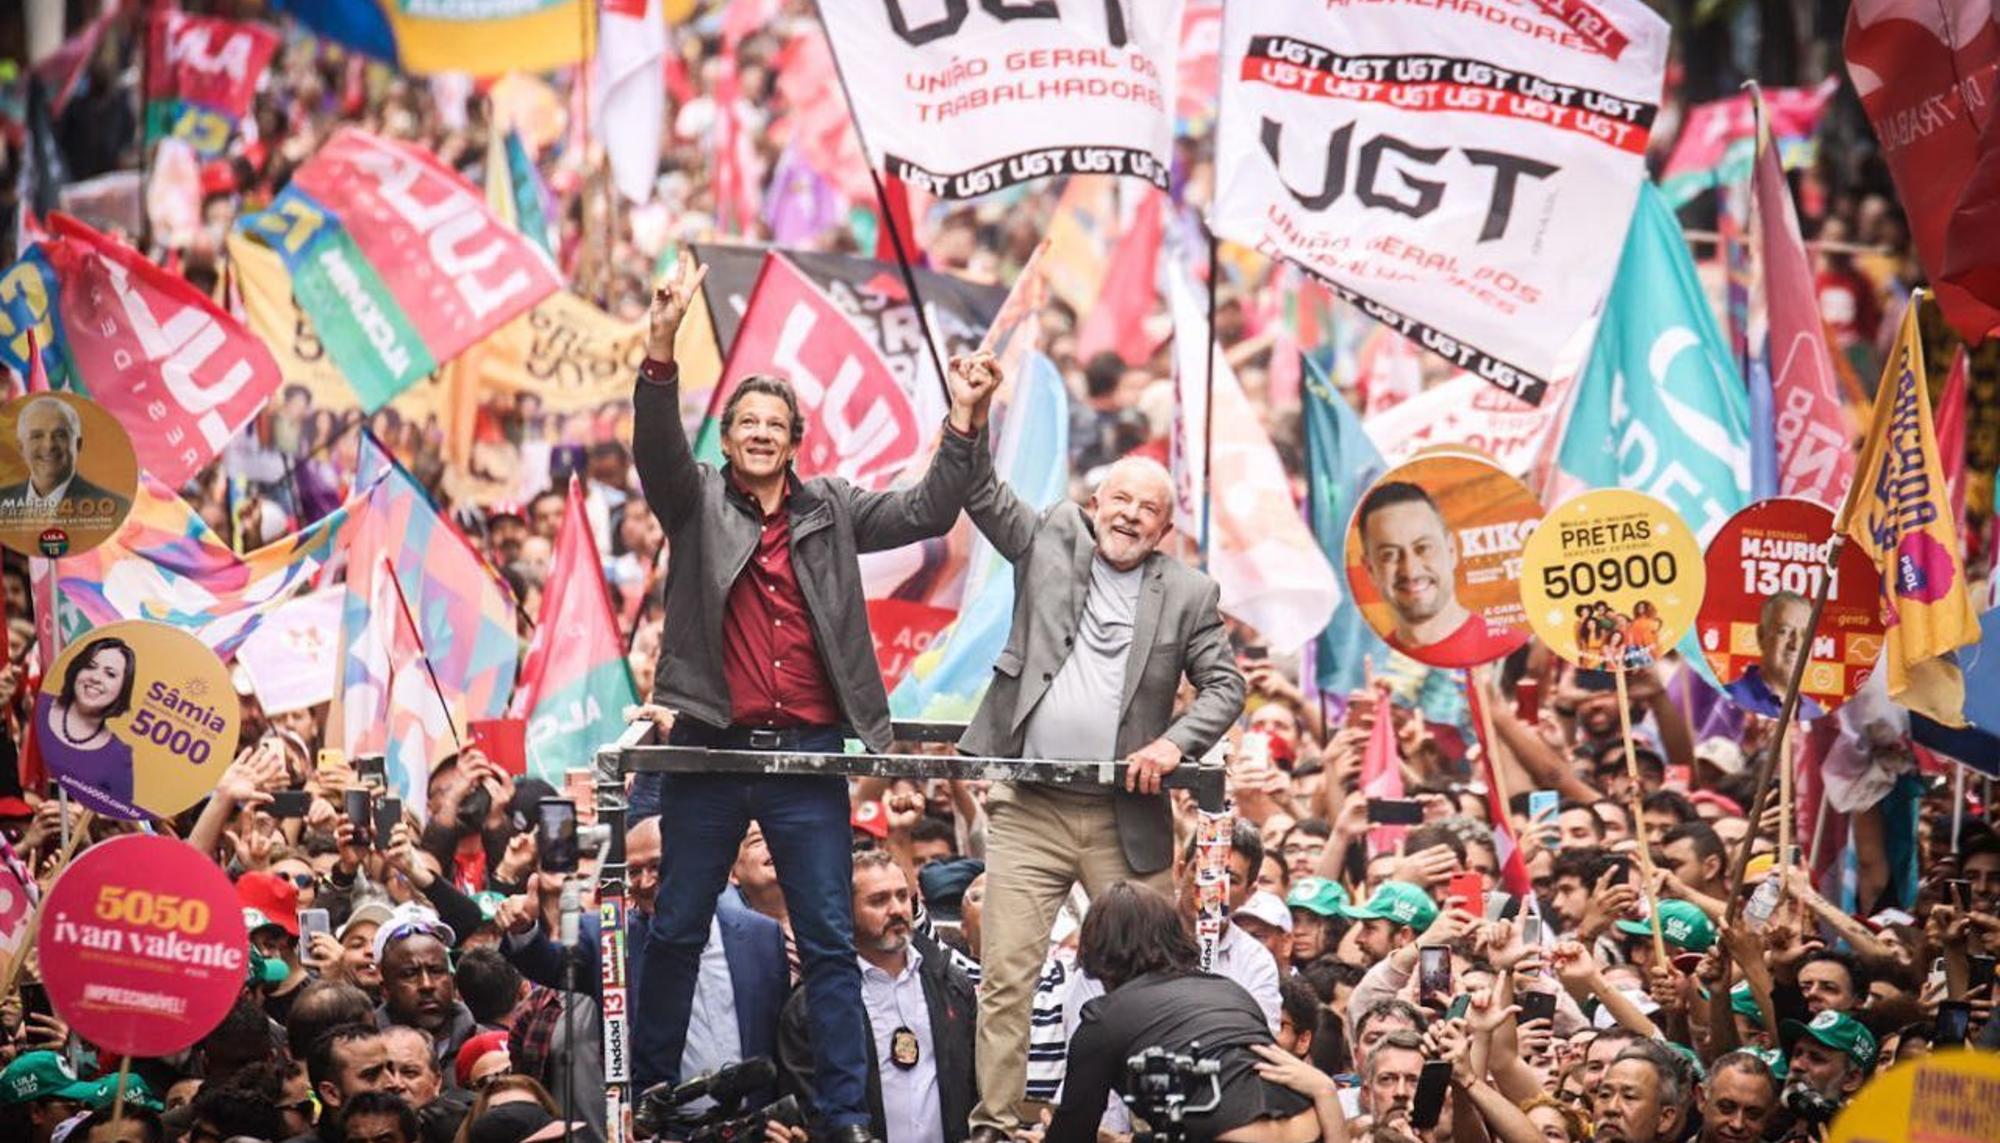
<box><xmin>860</xmin><ymin>945</ymin><xmax>940</xmax><ymax>1143</ymax></box>
<box><xmin>682</xmin><ymin>916</ymin><xmax>742</xmax><ymax>1088</ymax></box>
<box><xmin>1023</xmin><ymin>556</ymin><xmax>1142</xmax><ymax>762</ymax></box>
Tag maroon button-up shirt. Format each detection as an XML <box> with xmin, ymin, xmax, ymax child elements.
<box><xmin>721</xmin><ymin>479</ymin><xmax>841</xmax><ymax>729</ymax></box>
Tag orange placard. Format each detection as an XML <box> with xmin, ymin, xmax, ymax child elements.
<box><xmin>1343</xmin><ymin>450</ymin><xmax>1542</xmax><ymax>668</ymax></box>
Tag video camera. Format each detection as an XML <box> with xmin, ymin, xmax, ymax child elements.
<box><xmin>1781</xmin><ymin>1084</ymin><xmax>1840</xmax><ymax>1128</ymax></box>
<box><xmin>1122</xmin><ymin>1045</ymin><xmax>1223</xmax><ymax>1143</ymax></box>
<box><xmin>636</xmin><ymin>1057</ymin><xmax>805</xmax><ymax>1143</ymax></box>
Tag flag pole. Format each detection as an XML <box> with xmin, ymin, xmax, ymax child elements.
<box><xmin>385</xmin><ymin>560</ymin><xmax>464</xmax><ymax>753</ymax></box>
<box><xmin>1200</xmin><ymin>225</ymin><xmax>1220</xmax><ymax>563</ymax></box>
<box><xmin>1720</xmin><ymin>534</ymin><xmax>1845</xmax><ymax>922</ymax></box>
<box><xmin>806</xmin><ymin>0</ymin><xmax>953</xmax><ymax>403</ymax></box>
<box><xmin>1610</xmin><ymin>660</ymin><xmax>1668</xmax><ymax>963</ymax></box>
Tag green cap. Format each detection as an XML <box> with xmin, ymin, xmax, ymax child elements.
<box><xmin>1336</xmin><ymin>881</ymin><xmax>1439</xmax><ymax>932</ymax></box>
<box><xmin>1616</xmin><ymin>899</ymin><xmax>1716</xmax><ymax>952</ymax></box>
<box><xmin>82</xmin><ymin>1072</ymin><xmax>163</xmax><ymax>1112</ymax></box>
<box><xmin>1285</xmin><ymin>877</ymin><xmax>1350</xmax><ymax>918</ymax></box>
<box><xmin>1743</xmin><ymin>1047</ymin><xmax>1790</xmax><ymax>1080</ymax></box>
<box><xmin>0</xmin><ymin>1052</ymin><xmax>97</xmax><ymax>1105</ymax></box>
<box><xmin>1780</xmin><ymin>1010</ymin><xmax>1878</xmax><ymax>1072</ymax></box>
<box><xmin>1729</xmin><ymin>983</ymin><xmax>1765</xmax><ymax>1027</ymax></box>
<box><xmin>473</xmin><ymin>891</ymin><xmax>508</xmax><ymax>922</ymax></box>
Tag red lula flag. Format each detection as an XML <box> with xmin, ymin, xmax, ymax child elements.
<box><xmin>1845</xmin><ymin>2</ymin><xmax>2000</xmax><ymax>342</ymax></box>
<box><xmin>1750</xmin><ymin>87</ymin><xmax>1855</xmax><ymax>510</ymax></box>
<box><xmin>1362</xmin><ymin>685</ymin><xmax>1406</xmax><ymax>857</ymax></box>
<box><xmin>507</xmin><ymin>479</ymin><xmax>638</xmax><ymax>785</ymax></box>
<box><xmin>0</xmin><ymin>213</ymin><xmax>282</xmax><ymax>486</ymax></box>
<box><xmin>1074</xmin><ymin>189</ymin><xmax>1164</xmax><ymax>367</ymax></box>
<box><xmin>143</xmin><ymin>10</ymin><xmax>280</xmax><ymax>159</ymax></box>
<box><xmin>696</xmin><ymin>254</ymin><xmax>922</xmax><ymax>491</ymax></box>
<box><xmin>1464</xmin><ymin>677</ymin><xmax>1534</xmax><ymax>897</ymax></box>
<box><xmin>237</xmin><ymin>128</ymin><xmax>561</xmax><ymax>412</ymax></box>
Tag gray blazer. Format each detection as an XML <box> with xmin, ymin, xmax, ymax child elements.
<box><xmin>958</xmin><ymin>484</ymin><xmax>1244</xmax><ymax>874</ymax></box>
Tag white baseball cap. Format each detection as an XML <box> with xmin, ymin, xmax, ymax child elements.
<box><xmin>1233</xmin><ymin>890</ymin><xmax>1293</xmax><ymax>933</ymax></box>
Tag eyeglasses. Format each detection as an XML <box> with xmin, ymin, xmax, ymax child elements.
<box><xmin>276</xmin><ymin>872</ymin><xmax>315</xmax><ymax>889</ymax></box>
<box><xmin>469</xmin><ymin>1071</ymin><xmax>512</xmax><ymax>1092</ymax></box>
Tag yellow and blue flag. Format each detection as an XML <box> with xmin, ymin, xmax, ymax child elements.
<box><xmin>1840</xmin><ymin>296</ymin><xmax>1982</xmax><ymax>725</ymax></box>
<box><xmin>273</xmin><ymin>0</ymin><xmax>592</xmax><ymax>76</ymax></box>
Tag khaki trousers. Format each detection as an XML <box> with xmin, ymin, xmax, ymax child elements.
<box><xmin>970</xmin><ymin>784</ymin><xmax>1174</xmax><ymax>1132</ymax></box>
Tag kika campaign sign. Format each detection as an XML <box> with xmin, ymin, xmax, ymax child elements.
<box><xmin>40</xmin><ymin>835</ymin><xmax>247</xmax><ymax>1057</ymax></box>
<box><xmin>239</xmin><ymin>128</ymin><xmax>562</xmax><ymax>412</ymax></box>
<box><xmin>1211</xmin><ymin>0</ymin><xmax>1669</xmax><ymax>405</ymax></box>
<box><xmin>816</xmin><ymin>0</ymin><xmax>1182</xmax><ymax>198</ymax></box>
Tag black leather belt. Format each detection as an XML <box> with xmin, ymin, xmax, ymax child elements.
<box><xmin>689</xmin><ymin>725</ymin><xmax>842</xmax><ymax>751</ymax></box>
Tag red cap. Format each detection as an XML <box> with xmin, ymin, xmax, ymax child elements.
<box><xmin>236</xmin><ymin>872</ymin><xmax>301</xmax><ymax>936</ymax></box>
<box><xmin>456</xmin><ymin>1031</ymin><xmax>512</xmax><ymax>1089</ymax></box>
<box><xmin>0</xmin><ymin>796</ymin><xmax>33</xmax><ymax>818</ymax></box>
<box><xmin>850</xmin><ymin>800</ymin><xmax>889</xmax><ymax>841</ymax></box>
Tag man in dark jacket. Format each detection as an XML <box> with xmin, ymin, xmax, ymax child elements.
<box><xmin>496</xmin><ymin>820</ymin><xmax>789</xmax><ymax>1092</ymax></box>
<box><xmin>624</xmin><ymin>252</ymin><xmax>998</xmax><ymax>1142</ymax></box>
<box><xmin>780</xmin><ymin>850</ymin><xmax>977</xmax><ymax>1143</ymax></box>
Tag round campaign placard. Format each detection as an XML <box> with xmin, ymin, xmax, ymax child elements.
<box><xmin>0</xmin><ymin>391</ymin><xmax>137</xmax><ymax>558</ymax></box>
<box><xmin>1830</xmin><ymin>1049</ymin><xmax>2000</xmax><ymax>1143</ymax></box>
<box><xmin>40</xmin><ymin>834</ymin><xmax>248</xmax><ymax>1057</ymax></box>
<box><xmin>37</xmin><ymin>620</ymin><xmax>240</xmax><ymax>821</ymax></box>
<box><xmin>1696</xmin><ymin>498</ymin><xmax>1885</xmax><ymax>720</ymax></box>
<box><xmin>1342</xmin><ymin>451</ymin><xmax>1543</xmax><ymax>668</ymax></box>
<box><xmin>1520</xmin><ymin>491</ymin><xmax>1705</xmax><ymax>670</ymax></box>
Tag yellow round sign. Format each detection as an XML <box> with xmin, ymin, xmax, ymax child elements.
<box><xmin>1519</xmin><ymin>491</ymin><xmax>1705</xmax><ymax>670</ymax></box>
<box><xmin>0</xmin><ymin>392</ymin><xmax>138</xmax><ymax>558</ymax></box>
<box><xmin>38</xmin><ymin>621</ymin><xmax>240</xmax><ymax>821</ymax></box>
<box><xmin>1829</xmin><ymin>1048</ymin><xmax>2000</xmax><ymax>1143</ymax></box>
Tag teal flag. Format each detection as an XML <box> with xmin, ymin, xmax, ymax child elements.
<box><xmin>1557</xmin><ymin>183</ymin><xmax>1751</xmax><ymax>546</ymax></box>
<box><xmin>1304</xmin><ymin>355</ymin><xmax>1392</xmax><ymax>697</ymax></box>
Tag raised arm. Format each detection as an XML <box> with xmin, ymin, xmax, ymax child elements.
<box><xmin>848</xmin><ymin>352</ymin><xmax>1002</xmax><ymax>552</ymax></box>
<box><xmin>631</xmin><ymin>252</ymin><xmax>709</xmax><ymax>536</ymax></box>
<box><xmin>956</xmin><ymin>353</ymin><xmax>1041</xmax><ymax>562</ymax></box>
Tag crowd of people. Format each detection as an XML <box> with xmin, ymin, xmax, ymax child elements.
<box><xmin>0</xmin><ymin>4</ymin><xmax>1996</xmax><ymax>1143</ymax></box>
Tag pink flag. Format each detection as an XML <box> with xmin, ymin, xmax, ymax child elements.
<box><xmin>1361</xmin><ymin>685</ymin><xmax>1406</xmax><ymax>856</ymax></box>
<box><xmin>1937</xmin><ymin>346</ymin><xmax>1970</xmax><ymax>537</ymax></box>
<box><xmin>1751</xmin><ymin>90</ymin><xmax>1854</xmax><ymax>510</ymax></box>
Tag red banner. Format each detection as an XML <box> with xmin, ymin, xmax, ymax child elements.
<box><xmin>1845</xmin><ymin>3</ymin><xmax>2000</xmax><ymax>340</ymax></box>
<box><xmin>714</xmin><ymin>255</ymin><xmax>923</xmax><ymax>491</ymax></box>
<box><xmin>144</xmin><ymin>11</ymin><xmax>279</xmax><ymax>121</ymax></box>
<box><xmin>289</xmin><ymin>128</ymin><xmax>561</xmax><ymax>370</ymax></box>
<box><xmin>38</xmin><ymin>214</ymin><xmax>282</xmax><ymax>486</ymax></box>
<box><xmin>1752</xmin><ymin>113</ymin><xmax>1854</xmax><ymax>511</ymax></box>
<box><xmin>867</xmin><ymin>599</ymin><xmax>954</xmax><ymax>693</ymax></box>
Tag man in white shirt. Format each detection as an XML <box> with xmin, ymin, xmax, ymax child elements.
<box><xmin>778</xmin><ymin>850</ymin><xmax>977</xmax><ymax>1143</ymax></box>
<box><xmin>0</xmin><ymin>396</ymin><xmax>129</xmax><ymax>523</ymax></box>
<box><xmin>1173</xmin><ymin>820</ymin><xmax>1281</xmax><ymax>1032</ymax></box>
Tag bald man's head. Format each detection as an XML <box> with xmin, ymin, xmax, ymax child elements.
<box><xmin>1089</xmin><ymin>458</ymin><xmax>1175</xmax><ymax>570</ymax></box>
<box><xmin>627</xmin><ymin>816</ymin><xmax>661</xmax><ymax>913</ymax></box>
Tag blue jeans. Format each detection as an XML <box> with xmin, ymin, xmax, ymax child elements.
<box><xmin>631</xmin><ymin>724</ymin><xmax>869</xmax><ymax>1129</ymax></box>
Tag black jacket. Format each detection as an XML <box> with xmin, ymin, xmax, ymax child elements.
<box><xmin>776</xmin><ymin>936</ymin><xmax>977</xmax><ymax>1142</ymax></box>
<box><xmin>631</xmin><ymin>369</ymin><xmax>985</xmax><ymax>750</ymax></box>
